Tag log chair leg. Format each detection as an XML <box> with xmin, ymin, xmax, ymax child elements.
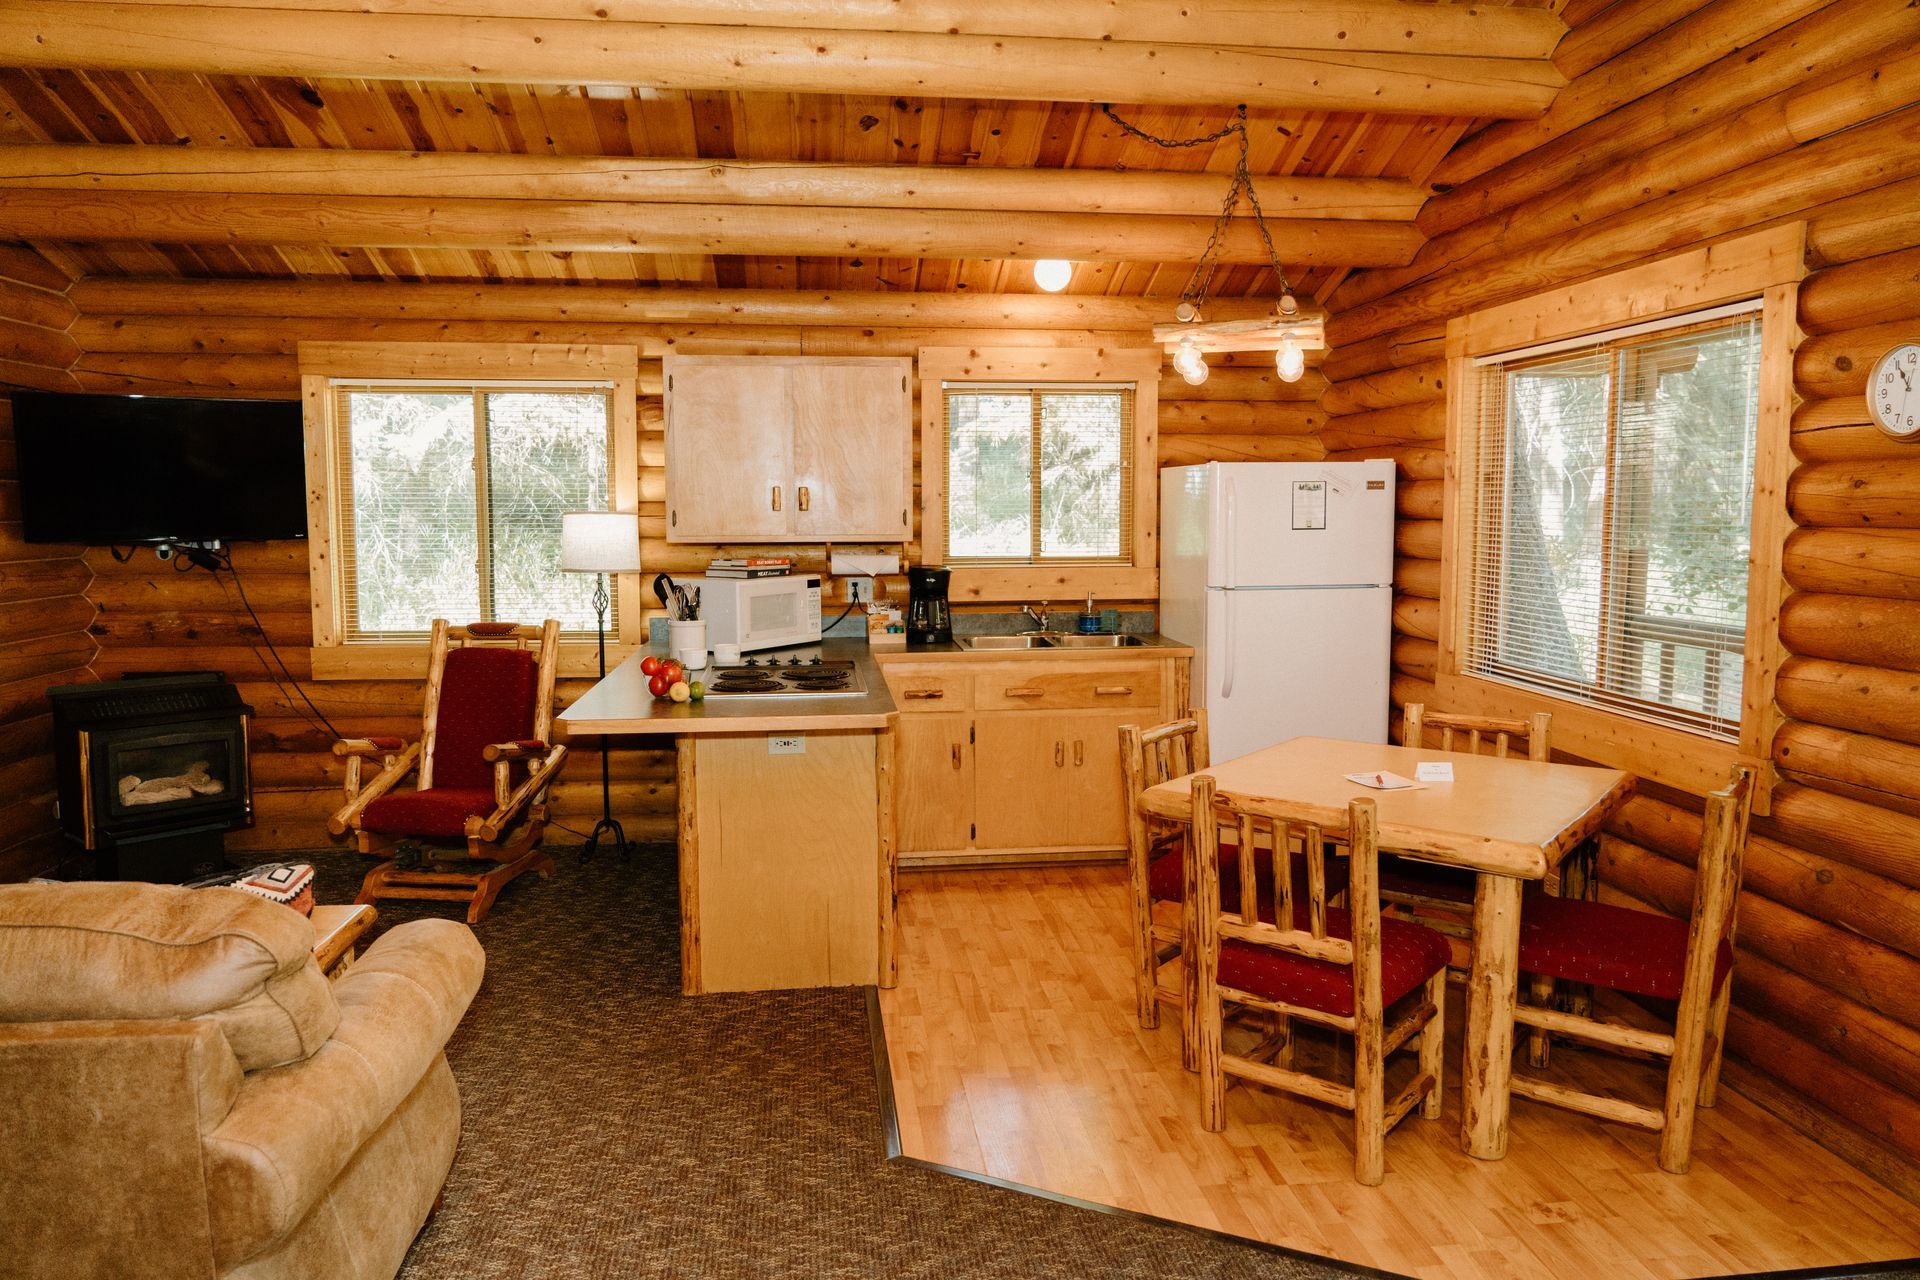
<box><xmin>1526</xmin><ymin>971</ymin><xmax>1555</xmax><ymax>1068</ymax></box>
<box><xmin>1353</xmin><ymin>1002</ymin><xmax>1387</xmax><ymax>1187</ymax></box>
<box><xmin>1698</xmin><ymin>979</ymin><xmax>1733</xmax><ymax>1109</ymax></box>
<box><xmin>1180</xmin><ymin>830</ymin><xmax>1200</xmax><ymax>1073</ymax></box>
<box><xmin>356</xmin><ymin>861</ymin><xmax>396</xmax><ymax>906</ymax></box>
<box><xmin>1419</xmin><ymin>969</ymin><xmax>1447</xmax><ymax>1121</ymax></box>
<box><xmin>1130</xmin><ymin>857</ymin><xmax>1159</xmax><ymax>1031</ymax></box>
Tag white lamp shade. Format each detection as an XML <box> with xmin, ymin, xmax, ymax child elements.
<box><xmin>1032</xmin><ymin>259</ymin><xmax>1072</xmax><ymax>292</ymax></box>
<box><xmin>560</xmin><ymin>511</ymin><xmax>643</xmax><ymax>574</ymax></box>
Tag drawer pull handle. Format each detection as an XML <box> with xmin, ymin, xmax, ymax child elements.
<box><xmin>1006</xmin><ymin>688</ymin><xmax>1044</xmax><ymax>698</ymax></box>
<box><xmin>1095</xmin><ymin>686</ymin><xmax>1134</xmax><ymax>696</ymax></box>
<box><xmin>798</xmin><ymin>484</ymin><xmax>811</xmax><ymax>512</ymax></box>
<box><xmin>771</xmin><ymin>485</ymin><xmax>782</xmax><ymax>512</ymax></box>
<box><xmin>951</xmin><ymin>743</ymin><xmax>961</xmax><ymax>769</ymax></box>
<box><xmin>1074</xmin><ymin>740</ymin><xmax>1084</xmax><ymax>766</ymax></box>
<box><xmin>1055</xmin><ymin>741</ymin><xmax>1065</xmax><ymax>766</ymax></box>
<box><xmin>904</xmin><ymin>689</ymin><xmax>945</xmax><ymax>700</ymax></box>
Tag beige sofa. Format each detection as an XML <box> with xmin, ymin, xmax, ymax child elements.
<box><xmin>0</xmin><ymin>881</ymin><xmax>484</xmax><ymax>1280</ymax></box>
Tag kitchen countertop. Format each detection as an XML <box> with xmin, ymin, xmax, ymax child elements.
<box><xmin>557</xmin><ymin>638</ymin><xmax>896</xmax><ymax>737</ymax></box>
<box><xmin>875</xmin><ymin>634</ymin><xmax>1194</xmax><ymax>660</ymax></box>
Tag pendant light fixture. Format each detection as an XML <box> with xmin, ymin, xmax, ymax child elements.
<box><xmin>1100</xmin><ymin>104</ymin><xmax>1327</xmax><ymax>383</ymax></box>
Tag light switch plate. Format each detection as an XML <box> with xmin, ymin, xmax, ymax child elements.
<box><xmin>768</xmin><ymin>735</ymin><xmax>806</xmax><ymax>755</ymax></box>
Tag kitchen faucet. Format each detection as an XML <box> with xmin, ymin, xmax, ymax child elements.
<box><xmin>1022</xmin><ymin>602</ymin><xmax>1050</xmax><ymax>632</ymax></box>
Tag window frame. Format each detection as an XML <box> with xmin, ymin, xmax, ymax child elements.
<box><xmin>1437</xmin><ymin>225</ymin><xmax>1803</xmax><ymax>808</ymax></box>
<box><xmin>300</xmin><ymin>342</ymin><xmax>641</xmax><ymax>680</ymax></box>
<box><xmin>918</xmin><ymin>346</ymin><xmax>1160</xmax><ymax>603</ymax></box>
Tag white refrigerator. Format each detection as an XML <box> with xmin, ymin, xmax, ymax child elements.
<box><xmin>1159</xmin><ymin>461</ymin><xmax>1397</xmax><ymax>763</ymax></box>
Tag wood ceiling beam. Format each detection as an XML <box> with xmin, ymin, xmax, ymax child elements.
<box><xmin>0</xmin><ymin>145</ymin><xmax>1426</xmax><ymax>221</ymax></box>
<box><xmin>0</xmin><ymin>2</ymin><xmax>1565</xmax><ymax>118</ymax></box>
<box><xmin>0</xmin><ymin>190</ymin><xmax>1424</xmax><ymax>267</ymax></box>
<box><xmin>69</xmin><ymin>278</ymin><xmax>1286</xmax><ymax>329</ymax></box>
<box><xmin>78</xmin><ymin>0</ymin><xmax>1569</xmax><ymax>59</ymax></box>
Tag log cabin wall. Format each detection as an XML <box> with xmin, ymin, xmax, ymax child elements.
<box><xmin>60</xmin><ymin>291</ymin><xmax>1320</xmax><ymax>854</ymax></box>
<box><xmin>0</xmin><ymin>244</ymin><xmax>95</xmax><ymax>881</ymax></box>
<box><xmin>1320</xmin><ymin>0</ymin><xmax>1920</xmax><ymax>1190</ymax></box>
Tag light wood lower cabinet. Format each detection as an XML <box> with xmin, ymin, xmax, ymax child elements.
<box><xmin>882</xmin><ymin>656</ymin><xmax>1186</xmax><ymax>864</ymax></box>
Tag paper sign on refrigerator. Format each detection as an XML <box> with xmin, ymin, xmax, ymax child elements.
<box><xmin>1292</xmin><ymin>480</ymin><xmax>1328</xmax><ymax>530</ymax></box>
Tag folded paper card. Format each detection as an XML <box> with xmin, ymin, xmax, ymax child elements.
<box><xmin>1343</xmin><ymin>771</ymin><xmax>1424</xmax><ymax>791</ymax></box>
<box><xmin>1414</xmin><ymin>762</ymin><xmax>1455</xmax><ymax>783</ymax></box>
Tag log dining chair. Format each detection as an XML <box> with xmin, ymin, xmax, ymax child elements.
<box><xmin>1121</xmin><ymin>713</ymin><xmax>1349</xmax><ymax>1068</ymax></box>
<box><xmin>1509</xmin><ymin>766</ymin><xmax>1755</xmax><ymax>1173</ymax></box>
<box><xmin>329</xmin><ymin>619</ymin><xmax>569</xmax><ymax>923</ymax></box>
<box><xmin>1190</xmin><ymin>774</ymin><xmax>1450</xmax><ymax>1185</ymax></box>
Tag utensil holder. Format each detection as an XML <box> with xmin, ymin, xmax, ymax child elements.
<box><xmin>668</xmin><ymin>619</ymin><xmax>708</xmax><ymax>671</ymax></box>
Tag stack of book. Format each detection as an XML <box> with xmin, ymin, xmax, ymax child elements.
<box><xmin>705</xmin><ymin>557</ymin><xmax>793</xmax><ymax>579</ymax></box>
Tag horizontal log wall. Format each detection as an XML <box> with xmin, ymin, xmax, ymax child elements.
<box><xmin>1323</xmin><ymin>0</ymin><xmax>1920</xmax><ymax>1187</ymax></box>
<box><xmin>0</xmin><ymin>245</ymin><xmax>94</xmax><ymax>881</ymax></box>
<box><xmin>63</xmin><ymin>296</ymin><xmax>1318</xmax><ymax>854</ymax></box>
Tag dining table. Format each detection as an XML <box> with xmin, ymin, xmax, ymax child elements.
<box><xmin>1136</xmin><ymin>734</ymin><xmax>1635</xmax><ymax>1160</ymax></box>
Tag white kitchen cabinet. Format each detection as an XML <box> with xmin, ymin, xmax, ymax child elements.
<box><xmin>665</xmin><ymin>354</ymin><xmax>912</xmax><ymax>542</ymax></box>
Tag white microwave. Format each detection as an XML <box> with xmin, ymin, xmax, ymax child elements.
<box><xmin>697</xmin><ymin>575</ymin><xmax>822</xmax><ymax>652</ymax></box>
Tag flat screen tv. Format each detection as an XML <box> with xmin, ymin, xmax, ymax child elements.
<box><xmin>13</xmin><ymin>391</ymin><xmax>307</xmax><ymax>544</ymax></box>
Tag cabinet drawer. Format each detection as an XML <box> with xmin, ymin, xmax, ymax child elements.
<box><xmin>975</xmin><ymin>664</ymin><xmax>1162</xmax><ymax>711</ymax></box>
<box><xmin>882</xmin><ymin>667</ymin><xmax>972</xmax><ymax>712</ymax></box>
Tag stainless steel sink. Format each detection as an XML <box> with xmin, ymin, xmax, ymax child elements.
<box><xmin>1044</xmin><ymin>634</ymin><xmax>1145</xmax><ymax>648</ymax></box>
<box><xmin>959</xmin><ymin>634</ymin><xmax>1055</xmax><ymax>650</ymax></box>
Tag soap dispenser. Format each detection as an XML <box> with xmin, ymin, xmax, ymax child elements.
<box><xmin>1077</xmin><ymin>592</ymin><xmax>1101</xmax><ymax>634</ymax></box>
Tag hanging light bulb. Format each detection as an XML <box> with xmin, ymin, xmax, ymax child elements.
<box><xmin>1032</xmin><ymin>259</ymin><xmax>1072</xmax><ymax>292</ymax></box>
<box><xmin>1275</xmin><ymin>332</ymin><xmax>1306</xmax><ymax>383</ymax></box>
<box><xmin>1173</xmin><ymin>336</ymin><xmax>1209</xmax><ymax>386</ymax></box>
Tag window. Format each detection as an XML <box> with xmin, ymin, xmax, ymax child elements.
<box><xmin>942</xmin><ymin>383</ymin><xmax>1134</xmax><ymax>566</ymax></box>
<box><xmin>1438</xmin><ymin>225</ymin><xmax>1802</xmax><ymax>803</ymax></box>
<box><xmin>333</xmin><ymin>384</ymin><xmax>614</xmax><ymax>641</ymax></box>
<box><xmin>301</xmin><ymin>342</ymin><xmax>640</xmax><ymax>678</ymax></box>
<box><xmin>1466</xmin><ymin>305</ymin><xmax>1761</xmax><ymax>740</ymax></box>
<box><xmin>917</xmin><ymin>347</ymin><xmax>1161</xmax><ymax>602</ymax></box>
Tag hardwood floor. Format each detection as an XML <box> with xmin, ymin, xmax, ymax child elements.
<box><xmin>878</xmin><ymin>864</ymin><xmax>1920</xmax><ymax>1279</ymax></box>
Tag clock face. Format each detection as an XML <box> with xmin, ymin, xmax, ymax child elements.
<box><xmin>1871</xmin><ymin>343</ymin><xmax>1920</xmax><ymax>438</ymax></box>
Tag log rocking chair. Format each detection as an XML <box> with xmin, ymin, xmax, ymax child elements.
<box><xmin>329</xmin><ymin>619</ymin><xmax>569</xmax><ymax>923</ymax></box>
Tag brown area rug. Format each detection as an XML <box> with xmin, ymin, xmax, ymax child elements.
<box><xmin>303</xmin><ymin>843</ymin><xmax>1375</xmax><ymax>1280</ymax></box>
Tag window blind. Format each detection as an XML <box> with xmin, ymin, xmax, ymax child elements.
<box><xmin>331</xmin><ymin>382</ymin><xmax>614</xmax><ymax>642</ymax></box>
<box><xmin>942</xmin><ymin>382</ymin><xmax>1134</xmax><ymax>566</ymax></box>
<box><xmin>1467</xmin><ymin>311</ymin><xmax>1762</xmax><ymax>740</ymax></box>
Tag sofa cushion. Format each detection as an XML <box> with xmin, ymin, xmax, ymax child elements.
<box><xmin>204</xmin><ymin>918</ymin><xmax>484</xmax><ymax>1265</ymax></box>
<box><xmin>0</xmin><ymin>882</ymin><xmax>338</xmax><ymax>1071</ymax></box>
<box><xmin>1216</xmin><ymin>908</ymin><xmax>1452</xmax><ymax>1020</ymax></box>
<box><xmin>360</xmin><ymin>786</ymin><xmax>498</xmax><ymax>838</ymax></box>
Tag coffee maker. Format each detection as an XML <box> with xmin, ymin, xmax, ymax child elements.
<box><xmin>905</xmin><ymin>566</ymin><xmax>953</xmax><ymax>646</ymax></box>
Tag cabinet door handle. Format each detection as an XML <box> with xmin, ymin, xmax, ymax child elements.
<box><xmin>951</xmin><ymin>743</ymin><xmax>962</xmax><ymax>769</ymax></box>
<box><xmin>1005</xmin><ymin>688</ymin><xmax>1043</xmax><ymax>698</ymax></box>
<box><xmin>1095</xmin><ymin>686</ymin><xmax>1134</xmax><ymax>696</ymax></box>
<box><xmin>798</xmin><ymin>485</ymin><xmax>811</xmax><ymax>511</ymax></box>
<box><xmin>904</xmin><ymin>689</ymin><xmax>944</xmax><ymax>700</ymax></box>
<box><xmin>771</xmin><ymin>485</ymin><xmax>782</xmax><ymax>512</ymax></box>
<box><xmin>1074</xmin><ymin>740</ymin><xmax>1084</xmax><ymax>766</ymax></box>
<box><xmin>1055</xmin><ymin>741</ymin><xmax>1064</xmax><ymax>767</ymax></box>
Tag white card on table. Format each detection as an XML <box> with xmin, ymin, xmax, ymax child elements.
<box><xmin>1343</xmin><ymin>771</ymin><xmax>1424</xmax><ymax>791</ymax></box>
<box><xmin>1414</xmin><ymin>762</ymin><xmax>1455</xmax><ymax>783</ymax></box>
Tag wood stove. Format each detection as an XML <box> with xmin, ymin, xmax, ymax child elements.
<box><xmin>49</xmin><ymin>674</ymin><xmax>255</xmax><ymax>881</ymax></box>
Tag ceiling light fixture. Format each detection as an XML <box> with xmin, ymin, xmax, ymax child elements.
<box><xmin>1100</xmin><ymin>104</ymin><xmax>1327</xmax><ymax>384</ymax></box>
<box><xmin>1033</xmin><ymin>258</ymin><xmax>1072</xmax><ymax>292</ymax></box>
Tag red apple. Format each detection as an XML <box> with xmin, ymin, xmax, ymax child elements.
<box><xmin>648</xmin><ymin>671</ymin><xmax>672</xmax><ymax>697</ymax></box>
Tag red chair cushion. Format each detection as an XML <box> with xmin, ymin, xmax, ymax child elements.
<box><xmin>1217</xmin><ymin>909</ymin><xmax>1452</xmax><ymax>1020</ymax></box>
<box><xmin>360</xmin><ymin>787</ymin><xmax>497</xmax><ymax>839</ymax></box>
<box><xmin>1518</xmin><ymin>892</ymin><xmax>1732</xmax><ymax>1001</ymax></box>
<box><xmin>432</xmin><ymin>646</ymin><xmax>537</xmax><ymax>789</ymax></box>
<box><xmin>1148</xmin><ymin>837</ymin><xmax>1351</xmax><ymax>918</ymax></box>
<box><xmin>1379</xmin><ymin>857</ymin><xmax>1476</xmax><ymax>905</ymax></box>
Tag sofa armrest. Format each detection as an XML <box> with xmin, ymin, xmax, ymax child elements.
<box><xmin>202</xmin><ymin>919</ymin><xmax>484</xmax><ymax>1266</ymax></box>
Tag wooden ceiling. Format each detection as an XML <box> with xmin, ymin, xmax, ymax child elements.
<box><xmin>0</xmin><ymin>1</ymin><xmax>1570</xmax><ymax>300</ymax></box>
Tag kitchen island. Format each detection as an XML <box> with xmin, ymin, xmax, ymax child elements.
<box><xmin>558</xmin><ymin>638</ymin><xmax>897</xmax><ymax>995</ymax></box>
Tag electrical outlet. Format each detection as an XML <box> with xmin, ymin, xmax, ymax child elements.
<box><xmin>768</xmin><ymin>734</ymin><xmax>806</xmax><ymax>755</ymax></box>
<box><xmin>845</xmin><ymin>576</ymin><xmax>872</xmax><ymax>603</ymax></box>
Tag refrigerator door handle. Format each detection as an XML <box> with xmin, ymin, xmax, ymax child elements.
<box><xmin>1221</xmin><ymin>590</ymin><xmax>1236</xmax><ymax>699</ymax></box>
<box><xmin>1223</xmin><ymin>473</ymin><xmax>1237</xmax><ymax>588</ymax></box>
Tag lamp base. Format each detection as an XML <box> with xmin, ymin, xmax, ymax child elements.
<box><xmin>581</xmin><ymin>815</ymin><xmax>631</xmax><ymax>864</ymax></box>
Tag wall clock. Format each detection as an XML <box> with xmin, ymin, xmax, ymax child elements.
<box><xmin>1870</xmin><ymin>342</ymin><xmax>1920</xmax><ymax>438</ymax></box>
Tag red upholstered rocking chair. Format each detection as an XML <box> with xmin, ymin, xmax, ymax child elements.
<box><xmin>328</xmin><ymin>619</ymin><xmax>569</xmax><ymax>923</ymax></box>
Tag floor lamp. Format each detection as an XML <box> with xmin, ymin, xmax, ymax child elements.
<box><xmin>561</xmin><ymin>511</ymin><xmax>642</xmax><ymax>863</ymax></box>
